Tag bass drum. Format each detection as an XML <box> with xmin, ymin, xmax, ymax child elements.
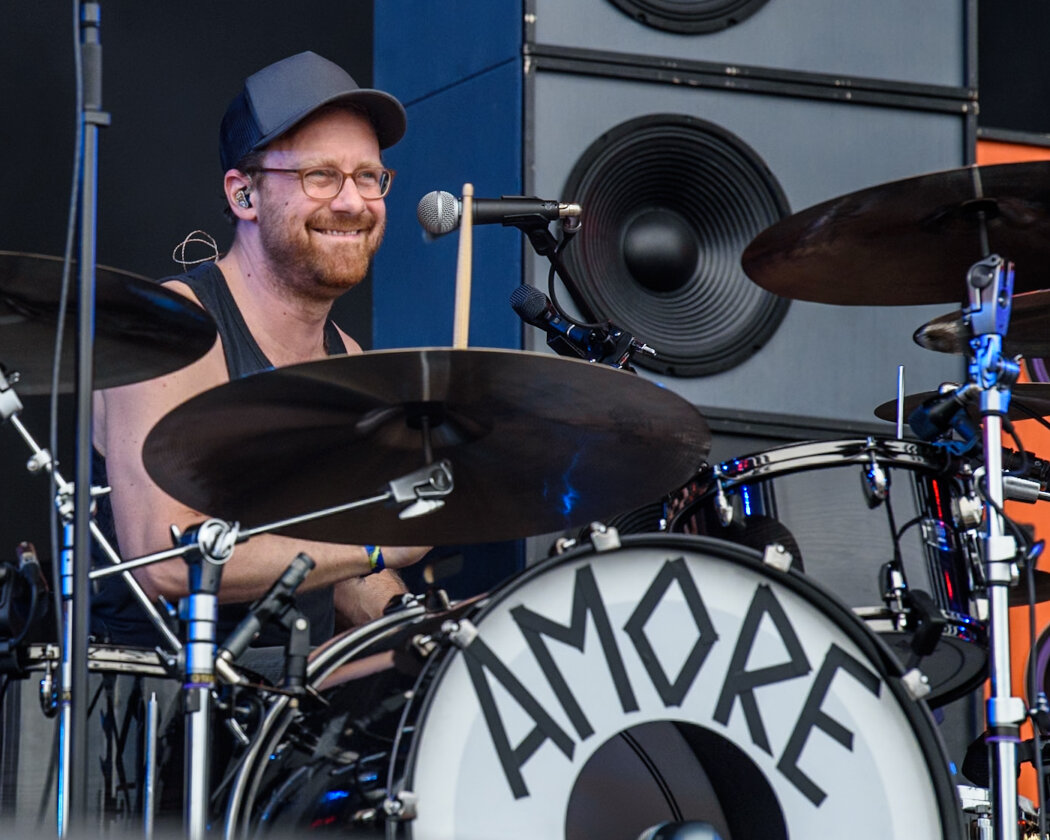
<box><xmin>225</xmin><ymin>535</ymin><xmax>963</xmax><ymax>839</ymax></box>
<box><xmin>668</xmin><ymin>437</ymin><xmax>987</xmax><ymax>706</ymax></box>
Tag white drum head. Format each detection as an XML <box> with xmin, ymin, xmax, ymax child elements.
<box><xmin>407</xmin><ymin>535</ymin><xmax>961</xmax><ymax>839</ymax></box>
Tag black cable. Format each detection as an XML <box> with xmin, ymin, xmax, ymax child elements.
<box><xmin>48</xmin><ymin>0</ymin><xmax>86</xmax><ymax>645</ymax></box>
<box><xmin>619</xmin><ymin>728</ymin><xmax>683</xmax><ymax>822</ymax></box>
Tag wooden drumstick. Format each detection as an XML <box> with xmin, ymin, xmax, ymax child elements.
<box><xmin>453</xmin><ymin>183</ymin><xmax>473</xmax><ymax>349</ymax></box>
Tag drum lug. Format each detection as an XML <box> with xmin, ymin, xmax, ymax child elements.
<box><xmin>762</xmin><ymin>542</ymin><xmax>793</xmax><ymax>572</ymax></box>
<box><xmin>382</xmin><ymin>790</ymin><xmax>418</xmax><ymax>822</ymax></box>
<box><xmin>713</xmin><ymin>467</ymin><xmax>733</xmax><ymax>527</ymax></box>
<box><xmin>860</xmin><ymin>445</ymin><xmax>890</xmax><ymax>508</ymax></box>
<box><xmin>900</xmin><ymin>667</ymin><xmax>932</xmax><ymax>701</ymax></box>
<box><xmin>585</xmin><ymin>522</ymin><xmax>621</xmax><ymax>553</ymax></box>
<box><xmin>441</xmin><ymin>618</ymin><xmax>479</xmax><ymax>649</ymax></box>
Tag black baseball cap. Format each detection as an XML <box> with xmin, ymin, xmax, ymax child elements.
<box><xmin>219</xmin><ymin>51</ymin><xmax>407</xmax><ymax>172</ymax></box>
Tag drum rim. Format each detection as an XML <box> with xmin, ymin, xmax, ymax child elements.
<box><xmin>697</xmin><ymin>436</ymin><xmax>959</xmax><ymax>490</ymax></box>
<box><xmin>400</xmin><ymin>532</ymin><xmax>964</xmax><ymax>838</ymax></box>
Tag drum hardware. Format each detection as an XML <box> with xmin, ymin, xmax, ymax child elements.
<box><xmin>761</xmin><ymin>542</ymin><xmax>793</xmax><ymax>572</ymax></box>
<box><xmin>861</xmin><ymin>447</ymin><xmax>890</xmax><ymax>506</ymax></box>
<box><xmin>916</xmin><ymin>288</ymin><xmax>1050</xmax><ymax>359</ymax></box>
<box><xmin>875</xmin><ymin>383</ymin><xmax>1050</xmax><ymax>427</ymax></box>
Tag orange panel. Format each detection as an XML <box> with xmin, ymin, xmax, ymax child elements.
<box><xmin>977</xmin><ymin>139</ymin><xmax>1050</xmax><ymax>165</ymax></box>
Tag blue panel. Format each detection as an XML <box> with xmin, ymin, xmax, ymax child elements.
<box><xmin>374</xmin><ymin>1</ymin><xmax>523</xmax><ymax>105</ymax></box>
<box><xmin>372</xmin><ymin>59</ymin><xmax>523</xmax><ymax>349</ymax></box>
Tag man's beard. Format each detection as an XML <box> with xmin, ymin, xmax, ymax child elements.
<box><xmin>259</xmin><ymin>207</ymin><xmax>385</xmax><ymax>298</ymax></box>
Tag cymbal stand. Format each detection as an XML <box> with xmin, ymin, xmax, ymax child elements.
<box><xmin>967</xmin><ymin>253</ymin><xmax>1025</xmax><ymax>840</ymax></box>
<box><xmin>0</xmin><ymin>367</ymin><xmax>183</xmax><ymax>835</ymax></box>
<box><xmin>175</xmin><ymin>519</ymin><xmax>236</xmax><ymax>840</ymax></box>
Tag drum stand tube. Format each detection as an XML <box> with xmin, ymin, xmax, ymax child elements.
<box><xmin>967</xmin><ymin>254</ymin><xmax>1027</xmax><ymax>840</ymax></box>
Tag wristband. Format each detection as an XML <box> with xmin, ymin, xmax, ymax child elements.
<box><xmin>365</xmin><ymin>544</ymin><xmax>385</xmax><ymax>574</ymax></box>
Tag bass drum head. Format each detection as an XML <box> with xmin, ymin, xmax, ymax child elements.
<box><xmin>404</xmin><ymin>535</ymin><xmax>961</xmax><ymax>839</ymax></box>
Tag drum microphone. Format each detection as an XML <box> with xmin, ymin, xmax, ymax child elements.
<box><xmin>417</xmin><ymin>190</ymin><xmax>581</xmax><ymax>236</ymax></box>
<box><xmin>510</xmin><ymin>283</ymin><xmax>655</xmax><ymax>369</ymax></box>
<box><xmin>216</xmin><ymin>552</ymin><xmax>316</xmax><ymax>671</ymax></box>
<box><xmin>907</xmin><ymin>383</ymin><xmax>978</xmax><ymax>442</ymax></box>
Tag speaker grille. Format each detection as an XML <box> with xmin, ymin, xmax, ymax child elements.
<box><xmin>560</xmin><ymin>114</ymin><xmax>791</xmax><ymax>377</ymax></box>
<box><xmin>605</xmin><ymin>0</ymin><xmax>772</xmax><ymax>33</ymax></box>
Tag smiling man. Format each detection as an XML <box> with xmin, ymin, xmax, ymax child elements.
<box><xmin>91</xmin><ymin>52</ymin><xmax>427</xmax><ymax>654</ymax></box>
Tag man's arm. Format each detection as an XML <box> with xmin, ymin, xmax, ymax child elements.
<box><xmin>332</xmin><ymin>569</ymin><xmax>409</xmax><ymax>632</ymax></box>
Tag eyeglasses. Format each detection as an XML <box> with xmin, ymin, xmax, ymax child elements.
<box><xmin>251</xmin><ymin>166</ymin><xmax>395</xmax><ymax>199</ymax></box>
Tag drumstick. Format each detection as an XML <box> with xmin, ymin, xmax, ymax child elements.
<box><xmin>453</xmin><ymin>183</ymin><xmax>473</xmax><ymax>349</ymax></box>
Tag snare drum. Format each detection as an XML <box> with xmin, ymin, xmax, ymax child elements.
<box><xmin>225</xmin><ymin>534</ymin><xmax>963</xmax><ymax>839</ymax></box>
<box><xmin>668</xmin><ymin>437</ymin><xmax>987</xmax><ymax>706</ymax></box>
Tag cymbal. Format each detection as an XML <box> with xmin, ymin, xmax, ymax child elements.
<box><xmin>874</xmin><ymin>384</ymin><xmax>1050</xmax><ymax>424</ymax></box>
<box><xmin>0</xmin><ymin>251</ymin><xmax>216</xmax><ymax>394</ymax></box>
<box><xmin>915</xmin><ymin>288</ymin><xmax>1050</xmax><ymax>356</ymax></box>
<box><xmin>741</xmin><ymin>162</ymin><xmax>1050</xmax><ymax>305</ymax></box>
<box><xmin>142</xmin><ymin>348</ymin><xmax>712</xmax><ymax>545</ymax></box>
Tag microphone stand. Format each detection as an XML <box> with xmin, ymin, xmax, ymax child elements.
<box><xmin>514</xmin><ymin>217</ymin><xmax>654</xmax><ymax>370</ymax></box>
<box><xmin>70</xmin><ymin>2</ymin><xmax>110</xmax><ymax>831</ymax></box>
<box><xmin>966</xmin><ymin>253</ymin><xmax>1025</xmax><ymax>840</ymax></box>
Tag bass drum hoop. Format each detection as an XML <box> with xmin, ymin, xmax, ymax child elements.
<box><xmin>400</xmin><ymin>533</ymin><xmax>963</xmax><ymax>839</ymax></box>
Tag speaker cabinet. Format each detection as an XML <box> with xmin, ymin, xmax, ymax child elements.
<box><xmin>375</xmin><ymin>1</ymin><xmax>976</xmax><ymax>427</ymax></box>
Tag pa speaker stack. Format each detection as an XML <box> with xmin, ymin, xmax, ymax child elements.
<box><xmin>374</xmin><ymin>0</ymin><xmax>976</xmax><ymax>432</ymax></box>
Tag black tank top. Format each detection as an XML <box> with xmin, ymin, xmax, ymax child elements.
<box><xmin>90</xmin><ymin>261</ymin><xmax>346</xmax><ymax>647</ymax></box>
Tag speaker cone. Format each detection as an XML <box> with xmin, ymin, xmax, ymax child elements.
<box><xmin>560</xmin><ymin>113</ymin><xmax>790</xmax><ymax>377</ymax></box>
<box><xmin>606</xmin><ymin>0</ymin><xmax>772</xmax><ymax>33</ymax></box>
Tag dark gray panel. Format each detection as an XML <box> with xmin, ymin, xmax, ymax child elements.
<box><xmin>526</xmin><ymin>70</ymin><xmax>969</xmax><ymax>425</ymax></box>
<box><xmin>531</xmin><ymin>0</ymin><xmax>969</xmax><ymax>89</ymax></box>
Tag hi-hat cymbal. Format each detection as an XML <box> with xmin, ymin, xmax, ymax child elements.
<box><xmin>742</xmin><ymin>162</ymin><xmax>1050</xmax><ymax>305</ymax></box>
<box><xmin>915</xmin><ymin>288</ymin><xmax>1050</xmax><ymax>356</ymax></box>
<box><xmin>0</xmin><ymin>251</ymin><xmax>216</xmax><ymax>394</ymax></box>
<box><xmin>142</xmin><ymin>348</ymin><xmax>712</xmax><ymax>546</ymax></box>
<box><xmin>874</xmin><ymin>384</ymin><xmax>1050</xmax><ymax>424</ymax></box>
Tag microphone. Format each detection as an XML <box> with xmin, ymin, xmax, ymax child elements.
<box><xmin>510</xmin><ymin>283</ymin><xmax>602</xmax><ymax>359</ymax></box>
<box><xmin>216</xmin><ymin>552</ymin><xmax>315</xmax><ymax>668</ymax></box>
<box><xmin>417</xmin><ymin>191</ymin><xmax>581</xmax><ymax>236</ymax></box>
<box><xmin>907</xmin><ymin>383</ymin><xmax>977</xmax><ymax>442</ymax></box>
<box><xmin>510</xmin><ymin>284</ymin><xmax>655</xmax><ymax>368</ymax></box>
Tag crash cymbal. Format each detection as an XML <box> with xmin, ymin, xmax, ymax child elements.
<box><xmin>742</xmin><ymin>162</ymin><xmax>1050</xmax><ymax>305</ymax></box>
<box><xmin>874</xmin><ymin>384</ymin><xmax>1050</xmax><ymax>425</ymax></box>
<box><xmin>0</xmin><ymin>251</ymin><xmax>216</xmax><ymax>394</ymax></box>
<box><xmin>915</xmin><ymin>288</ymin><xmax>1050</xmax><ymax>356</ymax></box>
<box><xmin>142</xmin><ymin>348</ymin><xmax>712</xmax><ymax>545</ymax></box>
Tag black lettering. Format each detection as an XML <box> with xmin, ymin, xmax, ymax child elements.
<box><xmin>462</xmin><ymin>633</ymin><xmax>575</xmax><ymax>799</ymax></box>
<box><xmin>713</xmin><ymin>584</ymin><xmax>811</xmax><ymax>754</ymax></box>
<box><xmin>776</xmin><ymin>643</ymin><xmax>881</xmax><ymax>806</ymax></box>
<box><xmin>623</xmin><ymin>556</ymin><xmax>719</xmax><ymax>707</ymax></box>
<box><xmin>511</xmin><ymin>564</ymin><xmax>638</xmax><ymax>740</ymax></box>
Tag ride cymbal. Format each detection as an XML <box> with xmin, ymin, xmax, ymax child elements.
<box><xmin>0</xmin><ymin>251</ymin><xmax>216</xmax><ymax>394</ymax></box>
<box><xmin>915</xmin><ymin>288</ymin><xmax>1050</xmax><ymax>357</ymax></box>
<box><xmin>742</xmin><ymin>162</ymin><xmax>1050</xmax><ymax>305</ymax></box>
<box><xmin>142</xmin><ymin>348</ymin><xmax>712</xmax><ymax>545</ymax></box>
<box><xmin>874</xmin><ymin>384</ymin><xmax>1050</xmax><ymax>425</ymax></box>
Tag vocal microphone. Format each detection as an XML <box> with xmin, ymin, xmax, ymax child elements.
<box><xmin>417</xmin><ymin>191</ymin><xmax>581</xmax><ymax>236</ymax></box>
<box><xmin>216</xmin><ymin>552</ymin><xmax>315</xmax><ymax>668</ymax></box>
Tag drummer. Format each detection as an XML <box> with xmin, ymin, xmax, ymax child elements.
<box><xmin>91</xmin><ymin>52</ymin><xmax>429</xmax><ymax>657</ymax></box>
